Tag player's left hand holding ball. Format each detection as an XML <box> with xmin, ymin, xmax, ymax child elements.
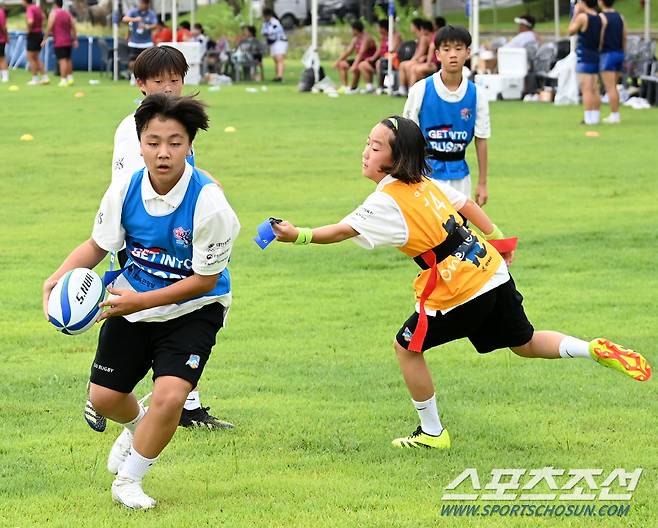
<box><xmin>272</xmin><ymin>221</ymin><xmax>299</xmax><ymax>243</ymax></box>
<box><xmin>97</xmin><ymin>288</ymin><xmax>145</xmax><ymax>321</ymax></box>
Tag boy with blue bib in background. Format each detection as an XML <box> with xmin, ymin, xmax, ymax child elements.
<box><xmin>598</xmin><ymin>0</ymin><xmax>626</xmax><ymax>124</ymax></box>
<box><xmin>42</xmin><ymin>95</ymin><xmax>240</xmax><ymax>509</ymax></box>
<box><xmin>403</xmin><ymin>25</ymin><xmax>490</xmax><ymax>206</ymax></box>
<box><xmin>569</xmin><ymin>0</ymin><xmax>602</xmax><ymax>125</ymax></box>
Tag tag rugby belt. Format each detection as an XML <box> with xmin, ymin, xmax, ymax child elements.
<box><xmin>408</xmin><ymin>224</ymin><xmax>473</xmax><ymax>352</ymax></box>
<box><xmin>425</xmin><ymin>148</ymin><xmax>467</xmax><ymax>162</ymax></box>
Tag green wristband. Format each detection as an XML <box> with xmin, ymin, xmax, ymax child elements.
<box><xmin>483</xmin><ymin>224</ymin><xmax>504</xmax><ymax>240</ymax></box>
<box><xmin>294</xmin><ymin>227</ymin><xmax>313</xmax><ymax>245</ymax></box>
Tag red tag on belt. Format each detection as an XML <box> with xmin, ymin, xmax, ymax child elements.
<box><xmin>487</xmin><ymin>237</ymin><xmax>518</xmax><ymax>253</ymax></box>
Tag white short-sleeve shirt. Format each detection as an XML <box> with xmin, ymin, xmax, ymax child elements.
<box><xmin>93</xmin><ymin>163</ymin><xmax>241</xmax><ymax>322</ymax></box>
<box><xmin>341</xmin><ymin>175</ymin><xmax>508</xmax><ymax>314</ymax></box>
<box><xmin>403</xmin><ymin>69</ymin><xmax>491</xmax><ymax>139</ymax></box>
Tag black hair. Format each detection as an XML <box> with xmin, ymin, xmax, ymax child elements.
<box><xmin>411</xmin><ymin>18</ymin><xmax>424</xmax><ymax>30</ymax></box>
<box><xmin>262</xmin><ymin>7</ymin><xmax>274</xmax><ymax>17</ymax></box>
<box><xmin>156</xmin><ymin>15</ymin><xmax>165</xmax><ymax>25</ymax></box>
<box><xmin>193</xmin><ymin>22</ymin><xmax>203</xmax><ymax>31</ymax></box>
<box><xmin>138</xmin><ymin>0</ymin><xmax>150</xmax><ymax>5</ymax></box>
<box><xmin>582</xmin><ymin>0</ymin><xmax>597</xmax><ymax>7</ymax></box>
<box><xmin>24</xmin><ymin>0</ymin><xmax>34</xmax><ymax>4</ymax></box>
<box><xmin>133</xmin><ymin>45</ymin><xmax>189</xmax><ymax>83</ymax></box>
<box><xmin>377</xmin><ymin>19</ymin><xmax>389</xmax><ymax>30</ymax></box>
<box><xmin>379</xmin><ymin>116</ymin><xmax>430</xmax><ymax>184</ymax></box>
<box><xmin>54</xmin><ymin>0</ymin><xmax>63</xmax><ymax>7</ymax></box>
<box><xmin>351</xmin><ymin>20</ymin><xmax>364</xmax><ymax>32</ymax></box>
<box><xmin>180</xmin><ymin>20</ymin><xmax>191</xmax><ymax>30</ymax></box>
<box><xmin>434</xmin><ymin>16</ymin><xmax>446</xmax><ymax>29</ymax></box>
<box><xmin>434</xmin><ymin>25</ymin><xmax>472</xmax><ymax>48</ymax></box>
<box><xmin>246</xmin><ymin>25</ymin><xmax>256</xmax><ymax>37</ymax></box>
<box><xmin>135</xmin><ymin>94</ymin><xmax>209</xmax><ymax>143</ymax></box>
<box><xmin>421</xmin><ymin>20</ymin><xmax>434</xmax><ymax>32</ymax></box>
<box><xmin>600</xmin><ymin>0</ymin><xmax>615</xmax><ymax>6</ymax></box>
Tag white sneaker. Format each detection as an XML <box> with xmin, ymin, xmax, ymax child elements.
<box><xmin>107</xmin><ymin>428</ymin><xmax>133</xmax><ymax>475</ymax></box>
<box><xmin>602</xmin><ymin>114</ymin><xmax>620</xmax><ymax>124</ymax></box>
<box><xmin>27</xmin><ymin>79</ymin><xmax>40</xmax><ymax>86</ymax></box>
<box><xmin>111</xmin><ymin>476</ymin><xmax>156</xmax><ymax>509</ymax></box>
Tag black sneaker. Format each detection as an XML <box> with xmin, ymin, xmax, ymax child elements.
<box><xmin>271</xmin><ymin>77</ymin><xmax>283</xmax><ymax>82</ymax></box>
<box><xmin>179</xmin><ymin>407</ymin><xmax>235</xmax><ymax>430</ymax></box>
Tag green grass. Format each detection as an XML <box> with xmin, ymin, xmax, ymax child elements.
<box><xmin>1</xmin><ymin>70</ymin><xmax>657</xmax><ymax>527</ymax></box>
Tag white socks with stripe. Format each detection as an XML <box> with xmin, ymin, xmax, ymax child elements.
<box><xmin>412</xmin><ymin>394</ymin><xmax>443</xmax><ymax>436</ymax></box>
<box><xmin>558</xmin><ymin>336</ymin><xmax>591</xmax><ymax>359</ymax></box>
<box><xmin>184</xmin><ymin>390</ymin><xmax>201</xmax><ymax>411</ymax></box>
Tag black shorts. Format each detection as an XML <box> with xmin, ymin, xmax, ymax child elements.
<box><xmin>0</xmin><ymin>43</ymin><xmax>5</xmax><ymax>58</ymax></box>
<box><xmin>395</xmin><ymin>277</ymin><xmax>534</xmax><ymax>354</ymax></box>
<box><xmin>129</xmin><ymin>46</ymin><xmax>147</xmax><ymax>61</ymax></box>
<box><xmin>90</xmin><ymin>303</ymin><xmax>225</xmax><ymax>393</ymax></box>
<box><xmin>55</xmin><ymin>46</ymin><xmax>72</xmax><ymax>59</ymax></box>
<box><xmin>27</xmin><ymin>32</ymin><xmax>43</xmax><ymax>52</ymax></box>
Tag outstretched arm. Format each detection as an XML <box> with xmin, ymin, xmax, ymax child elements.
<box><xmin>273</xmin><ymin>221</ymin><xmax>358</xmax><ymax>245</ymax></box>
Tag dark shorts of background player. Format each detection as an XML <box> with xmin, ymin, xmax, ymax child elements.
<box><xmin>26</xmin><ymin>32</ymin><xmax>44</xmax><ymax>52</ymax></box>
<box><xmin>0</xmin><ymin>43</ymin><xmax>5</xmax><ymax>57</ymax></box>
<box><xmin>395</xmin><ymin>277</ymin><xmax>534</xmax><ymax>354</ymax></box>
<box><xmin>129</xmin><ymin>46</ymin><xmax>147</xmax><ymax>61</ymax></box>
<box><xmin>54</xmin><ymin>46</ymin><xmax>72</xmax><ymax>59</ymax></box>
<box><xmin>90</xmin><ymin>302</ymin><xmax>225</xmax><ymax>393</ymax></box>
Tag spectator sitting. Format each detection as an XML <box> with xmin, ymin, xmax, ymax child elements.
<box><xmin>152</xmin><ymin>16</ymin><xmax>172</xmax><ymax>44</ymax></box>
<box><xmin>504</xmin><ymin>15</ymin><xmax>538</xmax><ymax>48</ymax></box>
<box><xmin>176</xmin><ymin>20</ymin><xmax>192</xmax><ymax>42</ymax></box>
<box><xmin>396</xmin><ymin>18</ymin><xmax>432</xmax><ymax>96</ymax></box>
<box><xmin>408</xmin><ymin>16</ymin><xmax>447</xmax><ymax>88</ymax></box>
<box><xmin>333</xmin><ymin>20</ymin><xmax>376</xmax><ymax>94</ymax></box>
<box><xmin>234</xmin><ymin>25</ymin><xmax>264</xmax><ymax>80</ymax></box>
<box><xmin>358</xmin><ymin>19</ymin><xmax>401</xmax><ymax>93</ymax></box>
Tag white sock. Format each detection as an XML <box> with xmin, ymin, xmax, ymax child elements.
<box><xmin>610</xmin><ymin>112</ymin><xmax>620</xmax><ymax>120</ymax></box>
<box><xmin>412</xmin><ymin>394</ymin><xmax>443</xmax><ymax>436</ymax></box>
<box><xmin>32</xmin><ymin>75</ymin><xmax>39</xmax><ymax>82</ymax></box>
<box><xmin>398</xmin><ymin>85</ymin><xmax>408</xmax><ymax>95</ymax></box>
<box><xmin>559</xmin><ymin>336</ymin><xmax>591</xmax><ymax>359</ymax></box>
<box><xmin>67</xmin><ymin>74</ymin><xmax>74</xmax><ymax>81</ymax></box>
<box><xmin>41</xmin><ymin>74</ymin><xmax>49</xmax><ymax>81</ymax></box>
<box><xmin>365</xmin><ymin>83</ymin><xmax>373</xmax><ymax>90</ymax></box>
<box><xmin>121</xmin><ymin>404</ymin><xmax>146</xmax><ymax>434</ymax></box>
<box><xmin>183</xmin><ymin>390</ymin><xmax>201</xmax><ymax>411</ymax></box>
<box><xmin>591</xmin><ymin>110</ymin><xmax>600</xmax><ymax>124</ymax></box>
<box><xmin>1</xmin><ymin>70</ymin><xmax>8</xmax><ymax>80</ymax></box>
<box><xmin>119</xmin><ymin>447</ymin><xmax>158</xmax><ymax>482</ymax></box>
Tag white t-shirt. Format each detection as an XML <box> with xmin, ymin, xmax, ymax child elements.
<box><xmin>503</xmin><ymin>31</ymin><xmax>537</xmax><ymax>49</ymax></box>
<box><xmin>112</xmin><ymin>114</ymin><xmax>144</xmax><ymax>183</ymax></box>
<box><xmin>403</xmin><ymin>70</ymin><xmax>491</xmax><ymax>139</ymax></box>
<box><xmin>341</xmin><ymin>175</ymin><xmax>508</xmax><ymax>314</ymax></box>
<box><xmin>92</xmin><ymin>163</ymin><xmax>241</xmax><ymax>322</ymax></box>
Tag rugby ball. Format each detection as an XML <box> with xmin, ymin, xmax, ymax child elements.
<box><xmin>47</xmin><ymin>268</ymin><xmax>105</xmax><ymax>335</ymax></box>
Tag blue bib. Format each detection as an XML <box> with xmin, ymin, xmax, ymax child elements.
<box><xmin>419</xmin><ymin>76</ymin><xmax>477</xmax><ymax>181</ymax></box>
<box><xmin>121</xmin><ymin>168</ymin><xmax>230</xmax><ymax>302</ymax></box>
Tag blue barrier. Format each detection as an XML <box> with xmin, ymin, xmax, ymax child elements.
<box><xmin>7</xmin><ymin>31</ymin><xmax>116</xmax><ymax>72</ymax></box>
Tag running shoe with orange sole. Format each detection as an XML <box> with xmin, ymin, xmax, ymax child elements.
<box><xmin>589</xmin><ymin>338</ymin><xmax>652</xmax><ymax>382</ymax></box>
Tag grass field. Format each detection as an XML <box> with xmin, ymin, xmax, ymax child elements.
<box><xmin>1</xmin><ymin>69</ymin><xmax>657</xmax><ymax>527</ymax></box>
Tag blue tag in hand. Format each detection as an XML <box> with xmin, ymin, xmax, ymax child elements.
<box><xmin>253</xmin><ymin>219</ymin><xmax>278</xmax><ymax>250</ymax></box>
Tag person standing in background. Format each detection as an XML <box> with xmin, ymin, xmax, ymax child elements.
<box><xmin>261</xmin><ymin>7</ymin><xmax>287</xmax><ymax>82</ymax></box>
<box><xmin>43</xmin><ymin>0</ymin><xmax>78</xmax><ymax>87</ymax></box>
<box><xmin>569</xmin><ymin>0</ymin><xmax>602</xmax><ymax>125</ymax></box>
<box><xmin>123</xmin><ymin>0</ymin><xmax>157</xmax><ymax>82</ymax></box>
<box><xmin>23</xmin><ymin>0</ymin><xmax>48</xmax><ymax>85</ymax></box>
<box><xmin>598</xmin><ymin>0</ymin><xmax>626</xmax><ymax>124</ymax></box>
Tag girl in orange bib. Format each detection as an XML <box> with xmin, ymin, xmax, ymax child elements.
<box><xmin>272</xmin><ymin>116</ymin><xmax>651</xmax><ymax>449</ymax></box>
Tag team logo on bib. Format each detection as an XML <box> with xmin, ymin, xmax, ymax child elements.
<box><xmin>185</xmin><ymin>354</ymin><xmax>201</xmax><ymax>369</ymax></box>
<box><xmin>173</xmin><ymin>226</ymin><xmax>192</xmax><ymax>247</ymax></box>
<box><xmin>460</xmin><ymin>108</ymin><xmax>471</xmax><ymax>121</ymax></box>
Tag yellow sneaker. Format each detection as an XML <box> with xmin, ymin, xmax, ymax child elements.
<box><xmin>590</xmin><ymin>338</ymin><xmax>651</xmax><ymax>382</ymax></box>
<box><xmin>67</xmin><ymin>78</ymin><xmax>74</xmax><ymax>86</ymax></box>
<box><xmin>392</xmin><ymin>426</ymin><xmax>451</xmax><ymax>449</ymax></box>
